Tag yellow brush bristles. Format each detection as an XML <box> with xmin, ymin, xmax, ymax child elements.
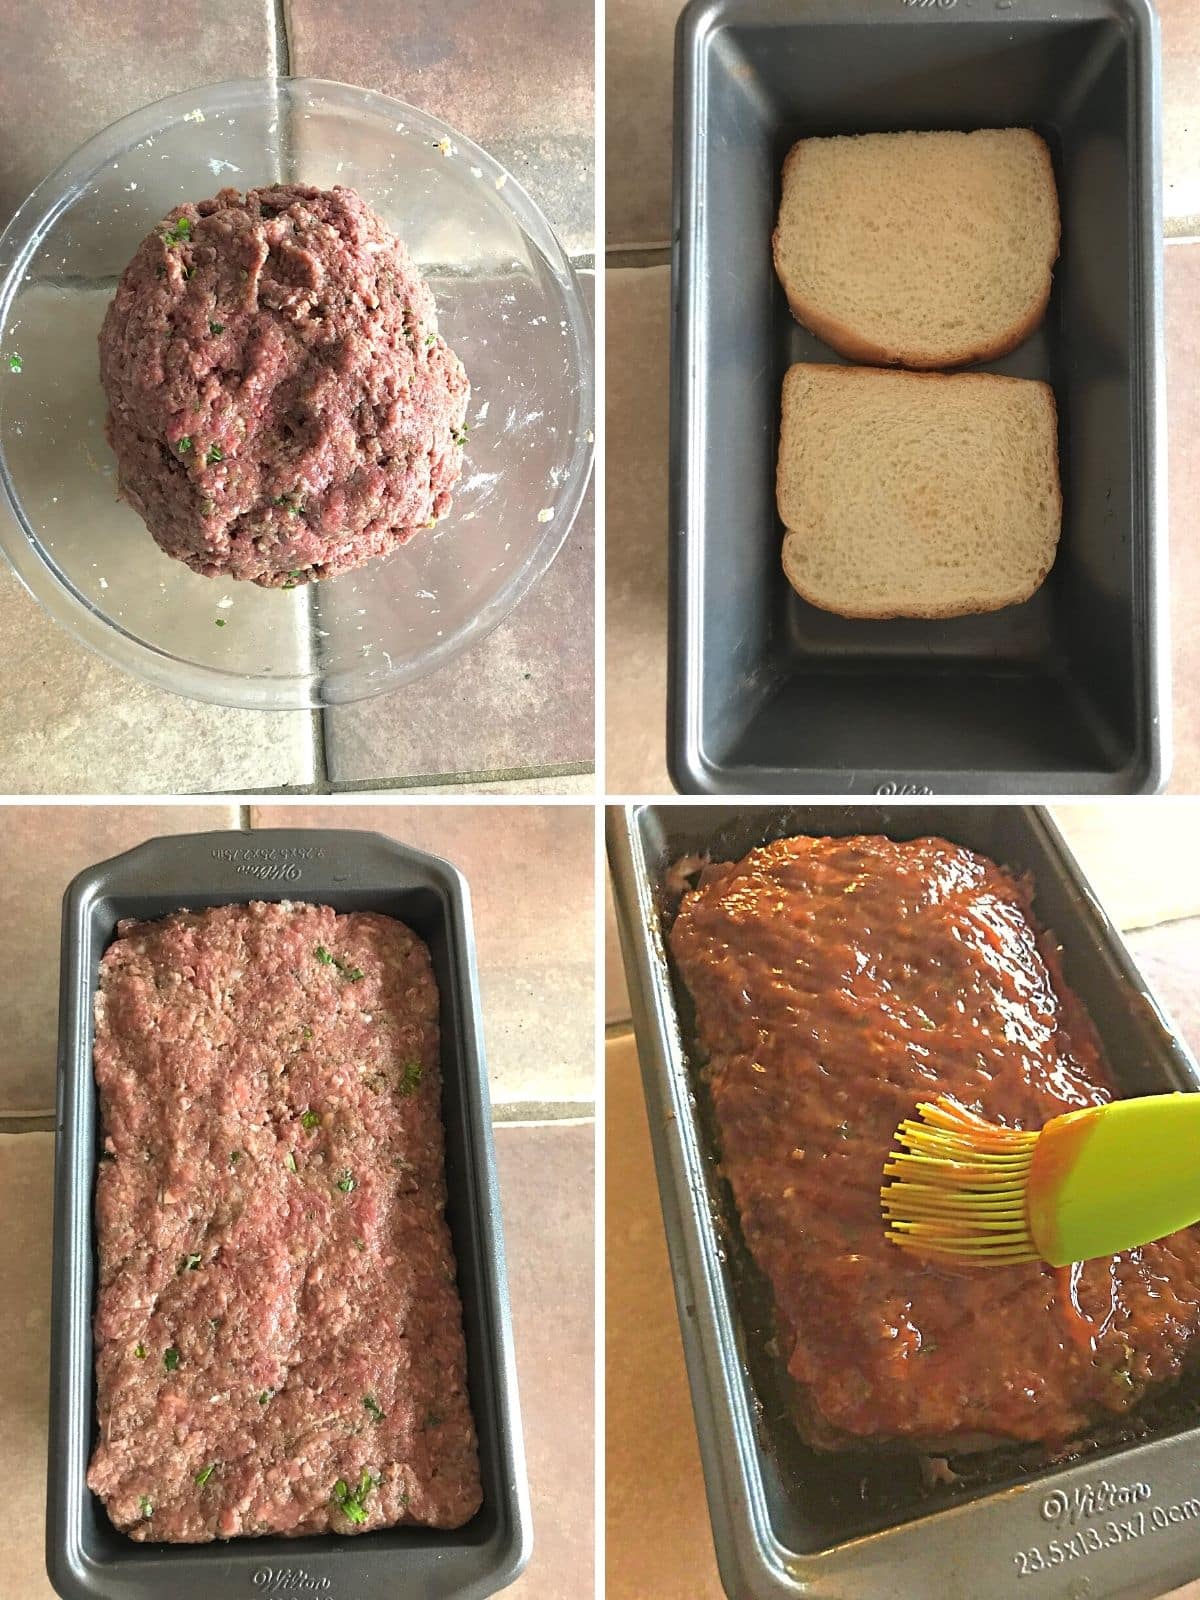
<box><xmin>880</xmin><ymin>1096</ymin><xmax>1041</xmax><ymax>1265</ymax></box>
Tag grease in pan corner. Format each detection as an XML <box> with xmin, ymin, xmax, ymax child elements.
<box><xmin>99</xmin><ymin>184</ymin><xmax>469</xmax><ymax>589</ymax></box>
<box><xmin>87</xmin><ymin>900</ymin><xmax>481</xmax><ymax>1542</ymax></box>
<box><xmin>667</xmin><ymin>833</ymin><xmax>1200</xmax><ymax>1455</ymax></box>
<box><xmin>772</xmin><ymin>130</ymin><xmax>1063</xmax><ymax>620</ymax></box>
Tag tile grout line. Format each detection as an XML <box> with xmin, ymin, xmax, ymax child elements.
<box><xmin>326</xmin><ymin>762</ymin><xmax>594</xmax><ymax>793</ymax></box>
<box><xmin>493</xmin><ymin>1117</ymin><xmax>595</xmax><ymax>1130</ymax></box>
<box><xmin>1121</xmin><ymin>908</ymin><xmax>1200</xmax><ymax>936</ymax></box>
<box><xmin>270</xmin><ymin>0</ymin><xmax>291</xmax><ymax>77</ymax></box>
<box><xmin>607</xmin><ymin>244</ymin><xmax>671</xmax><ymax>269</ymax></box>
<box><xmin>311</xmin><ymin>707</ymin><xmax>331</xmax><ymax>794</ymax></box>
<box><xmin>492</xmin><ymin>1101</ymin><xmax>596</xmax><ymax>1124</ymax></box>
<box><xmin>215</xmin><ymin>762</ymin><xmax>595</xmax><ymax>797</ymax></box>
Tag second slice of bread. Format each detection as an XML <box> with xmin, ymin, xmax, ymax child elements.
<box><xmin>777</xmin><ymin>364</ymin><xmax>1061</xmax><ymax>620</ymax></box>
<box><xmin>773</xmin><ymin>129</ymin><xmax>1060</xmax><ymax>369</ymax></box>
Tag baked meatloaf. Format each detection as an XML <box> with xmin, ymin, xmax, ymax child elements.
<box><xmin>99</xmin><ymin>184</ymin><xmax>469</xmax><ymax>586</ymax></box>
<box><xmin>87</xmin><ymin>900</ymin><xmax>481</xmax><ymax>1541</ymax></box>
<box><xmin>668</xmin><ymin>834</ymin><xmax>1200</xmax><ymax>1451</ymax></box>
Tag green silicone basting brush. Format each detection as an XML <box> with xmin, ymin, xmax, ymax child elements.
<box><xmin>880</xmin><ymin>1094</ymin><xmax>1200</xmax><ymax>1267</ymax></box>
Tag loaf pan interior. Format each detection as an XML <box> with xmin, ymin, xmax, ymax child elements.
<box><xmin>49</xmin><ymin>831</ymin><xmax>527</xmax><ymax>1600</ymax></box>
<box><xmin>671</xmin><ymin>1</ymin><xmax>1161</xmax><ymax>793</ymax></box>
<box><xmin>623</xmin><ymin>804</ymin><xmax>1200</xmax><ymax>1559</ymax></box>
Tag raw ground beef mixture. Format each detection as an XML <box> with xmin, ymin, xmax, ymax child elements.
<box><xmin>87</xmin><ymin>900</ymin><xmax>482</xmax><ymax>1542</ymax></box>
<box><xmin>98</xmin><ymin>184</ymin><xmax>469</xmax><ymax>586</ymax></box>
<box><xmin>669</xmin><ymin>834</ymin><xmax>1200</xmax><ymax>1453</ymax></box>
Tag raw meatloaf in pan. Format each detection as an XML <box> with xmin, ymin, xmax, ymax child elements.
<box><xmin>668</xmin><ymin>833</ymin><xmax>1200</xmax><ymax>1454</ymax></box>
<box><xmin>87</xmin><ymin>899</ymin><xmax>481</xmax><ymax>1542</ymax></box>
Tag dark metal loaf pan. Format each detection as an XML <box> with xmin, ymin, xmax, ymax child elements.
<box><xmin>608</xmin><ymin>803</ymin><xmax>1200</xmax><ymax>1600</ymax></box>
<box><xmin>48</xmin><ymin>829</ymin><xmax>531</xmax><ymax>1600</ymax></box>
<box><xmin>668</xmin><ymin>0</ymin><xmax>1165</xmax><ymax>794</ymax></box>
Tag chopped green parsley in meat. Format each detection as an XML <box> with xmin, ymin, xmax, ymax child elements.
<box><xmin>87</xmin><ymin>900</ymin><xmax>479</xmax><ymax>1541</ymax></box>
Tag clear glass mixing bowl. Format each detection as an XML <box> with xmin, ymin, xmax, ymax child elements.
<box><xmin>0</xmin><ymin>78</ymin><xmax>594</xmax><ymax>708</ymax></box>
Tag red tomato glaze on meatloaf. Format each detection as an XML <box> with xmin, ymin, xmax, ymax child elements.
<box><xmin>668</xmin><ymin>834</ymin><xmax>1200</xmax><ymax>1451</ymax></box>
<box><xmin>87</xmin><ymin>900</ymin><xmax>481</xmax><ymax>1542</ymax></box>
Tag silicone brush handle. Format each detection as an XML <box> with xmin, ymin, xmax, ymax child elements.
<box><xmin>1029</xmin><ymin>1093</ymin><xmax>1200</xmax><ymax>1266</ymax></box>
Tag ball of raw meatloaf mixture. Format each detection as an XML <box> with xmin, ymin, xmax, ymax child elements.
<box><xmin>98</xmin><ymin>184</ymin><xmax>469</xmax><ymax>587</ymax></box>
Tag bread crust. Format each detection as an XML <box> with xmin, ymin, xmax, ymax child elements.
<box><xmin>772</xmin><ymin>131</ymin><xmax>1060</xmax><ymax>370</ymax></box>
<box><xmin>776</xmin><ymin>365</ymin><xmax>1062</xmax><ymax>619</ymax></box>
<box><xmin>780</xmin><ymin>545</ymin><xmax>1052</xmax><ymax>620</ymax></box>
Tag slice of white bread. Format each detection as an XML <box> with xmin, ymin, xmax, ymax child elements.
<box><xmin>773</xmin><ymin>129</ymin><xmax>1060</xmax><ymax>369</ymax></box>
<box><xmin>777</xmin><ymin>364</ymin><xmax>1061</xmax><ymax>619</ymax></box>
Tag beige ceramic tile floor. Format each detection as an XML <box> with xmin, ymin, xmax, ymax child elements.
<box><xmin>605</xmin><ymin>267</ymin><xmax>670</xmax><ymax>796</ymax></box>
<box><xmin>284</xmin><ymin>0</ymin><xmax>595</xmax><ymax>255</ymax></box>
<box><xmin>498</xmin><ymin>1121</ymin><xmax>595</xmax><ymax>1597</ymax></box>
<box><xmin>0</xmin><ymin>0</ymin><xmax>274</xmax><ymax>227</ymax></box>
<box><xmin>604</xmin><ymin>0</ymin><xmax>676</xmax><ymax>250</ymax></box>
<box><xmin>606</xmin><ymin>1034</ymin><xmax>723</xmax><ymax>1600</ymax></box>
<box><xmin>402</xmin><ymin>775</ymin><xmax>593</xmax><ymax>796</ymax></box>
<box><xmin>1050</xmin><ymin>800</ymin><xmax>1200</xmax><ymax>930</ymax></box>
<box><xmin>1166</xmin><ymin>243</ymin><xmax>1200</xmax><ymax>795</ymax></box>
<box><xmin>0</xmin><ymin>1134</ymin><xmax>57</xmax><ymax>1600</ymax></box>
<box><xmin>1159</xmin><ymin>0</ymin><xmax>1200</xmax><ymax>236</ymax></box>
<box><xmin>0</xmin><ymin>1121</ymin><xmax>594</xmax><ymax>1600</ymax></box>
<box><xmin>604</xmin><ymin>871</ymin><xmax>629</xmax><ymax>1026</ymax></box>
<box><xmin>0</xmin><ymin>568</ymin><xmax>318</xmax><ymax>796</ymax></box>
